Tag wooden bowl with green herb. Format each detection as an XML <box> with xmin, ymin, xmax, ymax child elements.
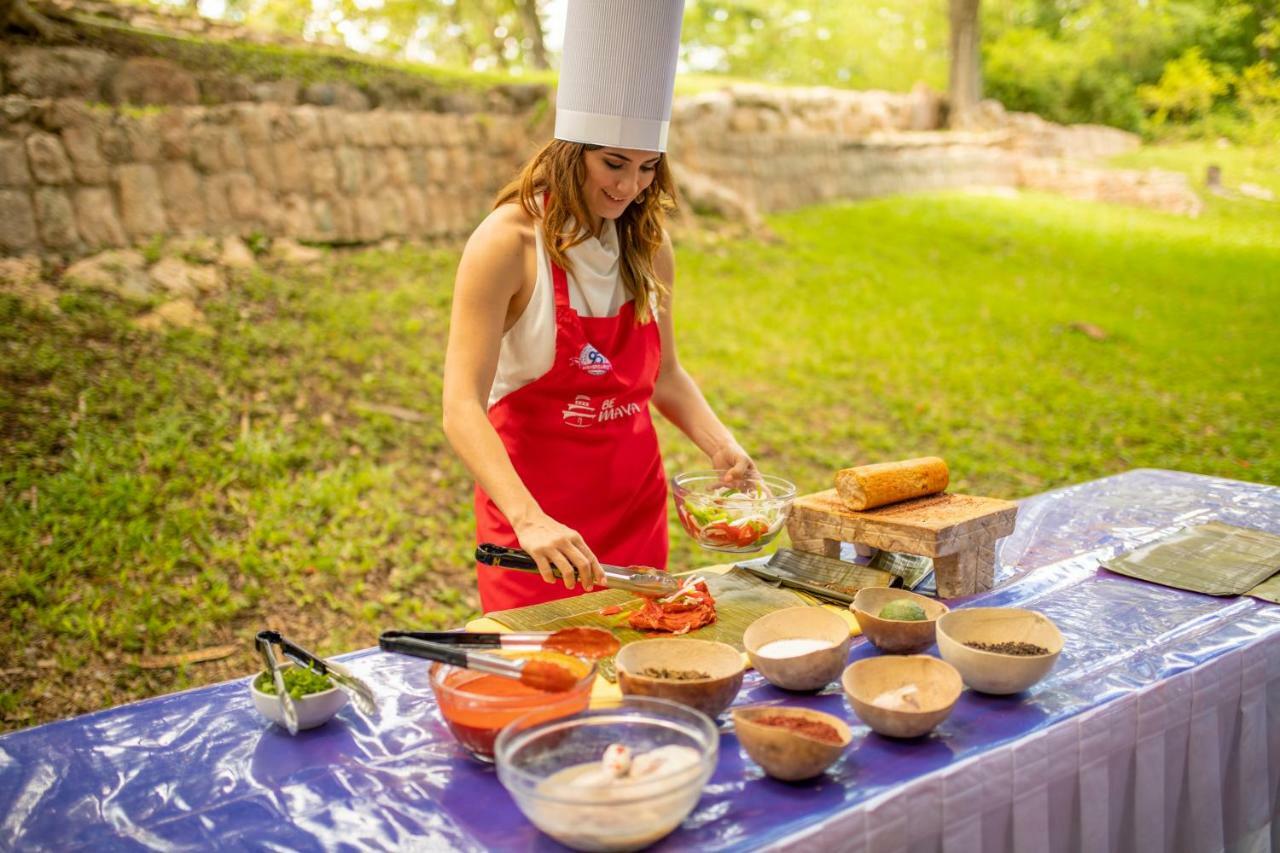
<box><xmin>250</xmin><ymin>662</ymin><xmax>348</xmax><ymax>731</ymax></box>
<box><xmin>615</xmin><ymin>638</ymin><xmax>745</xmax><ymax>718</ymax></box>
<box><xmin>851</xmin><ymin>588</ymin><xmax>949</xmax><ymax>654</ymax></box>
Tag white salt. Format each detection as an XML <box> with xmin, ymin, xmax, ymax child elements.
<box><xmin>756</xmin><ymin>638</ymin><xmax>834</xmax><ymax>658</ymax></box>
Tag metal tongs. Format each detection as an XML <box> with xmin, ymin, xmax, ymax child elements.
<box><xmin>255</xmin><ymin>630</ymin><xmax>378</xmax><ymax>735</ymax></box>
<box><xmin>476</xmin><ymin>543</ymin><xmax>681</xmax><ymax>597</ymax></box>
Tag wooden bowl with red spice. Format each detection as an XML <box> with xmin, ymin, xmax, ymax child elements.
<box><xmin>732</xmin><ymin>705</ymin><xmax>852</xmax><ymax>781</ymax></box>
<box><xmin>616</xmin><ymin>639</ymin><xmax>746</xmax><ymax>718</ymax></box>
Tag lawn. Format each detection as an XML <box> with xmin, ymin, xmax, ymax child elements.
<box><xmin>2</xmin><ymin>145</ymin><xmax>1277</xmax><ymax>731</ymax></box>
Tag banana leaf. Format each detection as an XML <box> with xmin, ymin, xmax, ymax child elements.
<box><xmin>485</xmin><ymin>568</ymin><xmax>817</xmax><ymax>680</ymax></box>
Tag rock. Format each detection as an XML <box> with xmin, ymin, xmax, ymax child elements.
<box><xmin>26</xmin><ymin>132</ymin><xmax>74</xmax><ymax>184</ymax></box>
<box><xmin>148</xmin><ymin>256</ymin><xmax>202</xmax><ymax>296</ymax></box>
<box><xmin>0</xmin><ymin>139</ymin><xmax>32</xmax><ymax>188</ymax></box>
<box><xmin>670</xmin><ymin>162</ymin><xmax>762</xmax><ymax>228</ymax></box>
<box><xmin>73</xmin><ymin>187</ymin><xmax>127</xmax><ymax>250</ymax></box>
<box><xmin>33</xmin><ymin>187</ymin><xmax>79</xmax><ymax>249</ymax></box>
<box><xmin>115</xmin><ymin>164</ymin><xmax>168</xmax><ymax>238</ymax></box>
<box><xmin>0</xmin><ymin>190</ymin><xmax>39</xmax><ymax>251</ymax></box>
<box><xmin>224</xmin><ymin>173</ymin><xmax>258</xmax><ymax>221</ymax></box>
<box><xmin>3</xmin><ymin>48</ymin><xmax>115</xmax><ymax>100</ymax></box>
<box><xmin>106</xmin><ymin>58</ymin><xmax>199</xmax><ymax>107</ymax></box>
<box><xmin>0</xmin><ymin>256</ymin><xmax>42</xmax><ymax>289</ymax></box>
<box><xmin>159</xmin><ymin>162</ymin><xmax>205</xmax><ymax>232</ymax></box>
<box><xmin>218</xmin><ymin>236</ymin><xmax>256</xmax><ymax>269</ymax></box>
<box><xmin>273</xmin><ymin>141</ymin><xmax>307</xmax><ymax>193</ymax></box>
<box><xmin>1238</xmin><ymin>182</ymin><xmax>1275</xmax><ymax>202</ymax></box>
<box><xmin>133</xmin><ymin>299</ymin><xmax>210</xmax><ymax>333</ymax></box>
<box><xmin>0</xmin><ymin>256</ymin><xmax>57</xmax><ymax>310</ymax></box>
<box><xmin>251</xmin><ymin>79</ymin><xmax>300</xmax><ymax>105</ymax></box>
<box><xmin>156</xmin><ymin>111</ymin><xmax>191</xmax><ymax>160</ymax></box>
<box><xmin>62</xmin><ymin>250</ymin><xmax>152</xmax><ymax>301</ymax></box>
<box><xmin>907</xmin><ymin>83</ymin><xmax>942</xmax><ymax>132</ymax></box>
<box><xmin>202</xmin><ymin>176</ymin><xmax>233</xmax><ymax>228</ymax></box>
<box><xmin>166</xmin><ymin>236</ymin><xmax>220</xmax><ymax>264</ymax></box>
<box><xmin>301</xmin><ymin>82</ymin><xmax>371</xmax><ymax>112</ymax></box>
<box><xmin>270</xmin><ymin>237</ymin><xmax>324</xmax><ymax>265</ymax></box>
<box><xmin>61</xmin><ymin>122</ymin><xmax>109</xmax><ymax>184</ymax></box>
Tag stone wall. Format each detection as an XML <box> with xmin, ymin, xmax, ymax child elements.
<box><xmin>0</xmin><ymin>95</ymin><xmax>539</xmax><ymax>256</ymax></box>
<box><xmin>0</xmin><ymin>45</ymin><xmax>1203</xmax><ymax>260</ymax></box>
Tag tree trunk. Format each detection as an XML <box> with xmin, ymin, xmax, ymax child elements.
<box><xmin>948</xmin><ymin>0</ymin><xmax>982</xmax><ymax>129</ymax></box>
<box><xmin>515</xmin><ymin>0</ymin><xmax>549</xmax><ymax>70</ymax></box>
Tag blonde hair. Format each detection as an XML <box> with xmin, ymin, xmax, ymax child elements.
<box><xmin>494</xmin><ymin>140</ymin><xmax>676</xmax><ymax>324</ymax></box>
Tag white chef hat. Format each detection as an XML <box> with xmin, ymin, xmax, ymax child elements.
<box><xmin>555</xmin><ymin>0</ymin><xmax>686</xmax><ymax>153</ymax></box>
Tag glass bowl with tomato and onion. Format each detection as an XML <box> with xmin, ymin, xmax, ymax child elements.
<box><xmin>671</xmin><ymin>471</ymin><xmax>796</xmax><ymax>553</ymax></box>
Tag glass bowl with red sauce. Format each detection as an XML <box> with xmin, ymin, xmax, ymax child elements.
<box><xmin>429</xmin><ymin>650</ymin><xmax>596</xmax><ymax>762</ymax></box>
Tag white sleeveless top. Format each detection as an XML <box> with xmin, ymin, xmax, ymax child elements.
<box><xmin>487</xmin><ymin>216</ymin><xmax>628</xmax><ymax>408</ymax></box>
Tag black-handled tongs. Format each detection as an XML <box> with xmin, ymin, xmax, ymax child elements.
<box><xmin>476</xmin><ymin>543</ymin><xmax>681</xmax><ymax>597</ymax></box>
<box><xmin>255</xmin><ymin>630</ymin><xmax>377</xmax><ymax>735</ymax></box>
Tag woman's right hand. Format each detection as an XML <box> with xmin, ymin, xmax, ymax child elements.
<box><xmin>513</xmin><ymin>514</ymin><xmax>605</xmax><ymax>591</ymax></box>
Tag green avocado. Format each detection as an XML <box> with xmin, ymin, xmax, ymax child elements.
<box><xmin>878</xmin><ymin>600</ymin><xmax>927</xmax><ymax>621</ymax></box>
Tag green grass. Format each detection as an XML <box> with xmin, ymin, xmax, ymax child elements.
<box><xmin>2</xmin><ymin>145</ymin><xmax>1277</xmax><ymax>730</ymax></box>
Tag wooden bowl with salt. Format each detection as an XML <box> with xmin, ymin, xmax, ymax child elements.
<box><xmin>616</xmin><ymin>639</ymin><xmax>745</xmax><ymax>718</ymax></box>
<box><xmin>851</xmin><ymin>588</ymin><xmax>949</xmax><ymax>654</ymax></box>
<box><xmin>743</xmin><ymin>606</ymin><xmax>853</xmax><ymax>692</ymax></box>
<box><xmin>732</xmin><ymin>705</ymin><xmax>852</xmax><ymax>781</ymax></box>
<box><xmin>841</xmin><ymin>655</ymin><xmax>962</xmax><ymax>738</ymax></box>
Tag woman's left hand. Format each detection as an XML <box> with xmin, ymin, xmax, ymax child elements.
<box><xmin>710</xmin><ymin>441</ymin><xmax>758</xmax><ymax>486</ymax></box>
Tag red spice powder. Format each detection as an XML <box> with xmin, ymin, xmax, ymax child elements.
<box><xmin>751</xmin><ymin>714</ymin><xmax>843</xmax><ymax>744</ymax></box>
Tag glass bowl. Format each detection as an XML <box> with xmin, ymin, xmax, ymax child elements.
<box><xmin>495</xmin><ymin>696</ymin><xmax>718</xmax><ymax>852</ymax></box>
<box><xmin>429</xmin><ymin>650</ymin><xmax>595</xmax><ymax>762</ymax></box>
<box><xmin>671</xmin><ymin>471</ymin><xmax>796</xmax><ymax>553</ymax></box>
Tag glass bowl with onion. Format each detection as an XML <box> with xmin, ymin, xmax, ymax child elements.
<box><xmin>495</xmin><ymin>696</ymin><xmax>718</xmax><ymax>852</ymax></box>
<box><xmin>671</xmin><ymin>471</ymin><xmax>796</xmax><ymax>553</ymax></box>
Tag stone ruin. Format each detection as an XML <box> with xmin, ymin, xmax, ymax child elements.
<box><xmin>0</xmin><ymin>2</ymin><xmax>1204</xmax><ymax>274</ymax></box>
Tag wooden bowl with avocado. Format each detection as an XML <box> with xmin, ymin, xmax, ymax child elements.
<box><xmin>851</xmin><ymin>588</ymin><xmax>949</xmax><ymax>654</ymax></box>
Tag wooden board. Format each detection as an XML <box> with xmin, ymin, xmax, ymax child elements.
<box><xmin>787</xmin><ymin>490</ymin><xmax>1017</xmax><ymax>557</ymax></box>
<box><xmin>786</xmin><ymin>490</ymin><xmax>1018</xmax><ymax>598</ymax></box>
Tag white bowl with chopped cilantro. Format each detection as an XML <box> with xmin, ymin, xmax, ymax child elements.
<box><xmin>250</xmin><ymin>662</ymin><xmax>348</xmax><ymax>731</ymax></box>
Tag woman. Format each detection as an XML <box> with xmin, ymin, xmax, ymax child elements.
<box><xmin>441</xmin><ymin>140</ymin><xmax>756</xmax><ymax>612</ymax></box>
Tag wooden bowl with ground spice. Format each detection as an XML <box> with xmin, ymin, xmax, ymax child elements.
<box><xmin>936</xmin><ymin>607</ymin><xmax>1063</xmax><ymax>694</ymax></box>
<box><xmin>732</xmin><ymin>705</ymin><xmax>852</xmax><ymax>781</ymax></box>
<box><xmin>616</xmin><ymin>639</ymin><xmax>745</xmax><ymax>718</ymax></box>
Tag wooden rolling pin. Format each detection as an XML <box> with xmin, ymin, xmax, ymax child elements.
<box><xmin>835</xmin><ymin>457</ymin><xmax>950</xmax><ymax>510</ymax></box>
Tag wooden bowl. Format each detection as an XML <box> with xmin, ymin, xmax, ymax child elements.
<box><xmin>743</xmin><ymin>606</ymin><xmax>853</xmax><ymax>692</ymax></box>
<box><xmin>936</xmin><ymin>607</ymin><xmax>1063</xmax><ymax>694</ymax></box>
<box><xmin>851</xmin><ymin>588</ymin><xmax>949</xmax><ymax>654</ymax></box>
<box><xmin>841</xmin><ymin>655</ymin><xmax>962</xmax><ymax>738</ymax></box>
<box><xmin>616</xmin><ymin>639</ymin><xmax>745</xmax><ymax>718</ymax></box>
<box><xmin>732</xmin><ymin>705</ymin><xmax>852</xmax><ymax>781</ymax></box>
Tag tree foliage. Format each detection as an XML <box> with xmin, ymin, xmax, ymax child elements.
<box><xmin>219</xmin><ymin>0</ymin><xmax>549</xmax><ymax>72</ymax></box>
<box><xmin>982</xmin><ymin>0</ymin><xmax>1280</xmax><ymax>136</ymax></box>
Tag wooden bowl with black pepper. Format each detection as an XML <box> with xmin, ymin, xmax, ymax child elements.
<box><xmin>732</xmin><ymin>705</ymin><xmax>852</xmax><ymax>781</ymax></box>
<box><xmin>936</xmin><ymin>607</ymin><xmax>1063</xmax><ymax>694</ymax></box>
<box><xmin>615</xmin><ymin>639</ymin><xmax>745</xmax><ymax>718</ymax></box>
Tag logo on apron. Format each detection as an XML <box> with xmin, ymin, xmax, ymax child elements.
<box><xmin>572</xmin><ymin>343</ymin><xmax>613</xmax><ymax>376</ymax></box>
<box><xmin>561</xmin><ymin>395</ymin><xmax>643</xmax><ymax>428</ymax></box>
<box><xmin>562</xmin><ymin>395</ymin><xmax>597</xmax><ymax>428</ymax></box>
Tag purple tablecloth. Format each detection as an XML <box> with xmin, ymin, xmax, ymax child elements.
<box><xmin>2</xmin><ymin>469</ymin><xmax>1278</xmax><ymax>851</ymax></box>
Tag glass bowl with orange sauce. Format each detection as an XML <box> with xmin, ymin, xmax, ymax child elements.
<box><xmin>429</xmin><ymin>650</ymin><xmax>596</xmax><ymax>762</ymax></box>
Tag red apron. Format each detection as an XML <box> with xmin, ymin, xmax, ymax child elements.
<box><xmin>474</xmin><ymin>254</ymin><xmax>669</xmax><ymax>612</ymax></box>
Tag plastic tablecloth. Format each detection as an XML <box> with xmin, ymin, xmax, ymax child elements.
<box><xmin>2</xmin><ymin>469</ymin><xmax>1278</xmax><ymax>851</ymax></box>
